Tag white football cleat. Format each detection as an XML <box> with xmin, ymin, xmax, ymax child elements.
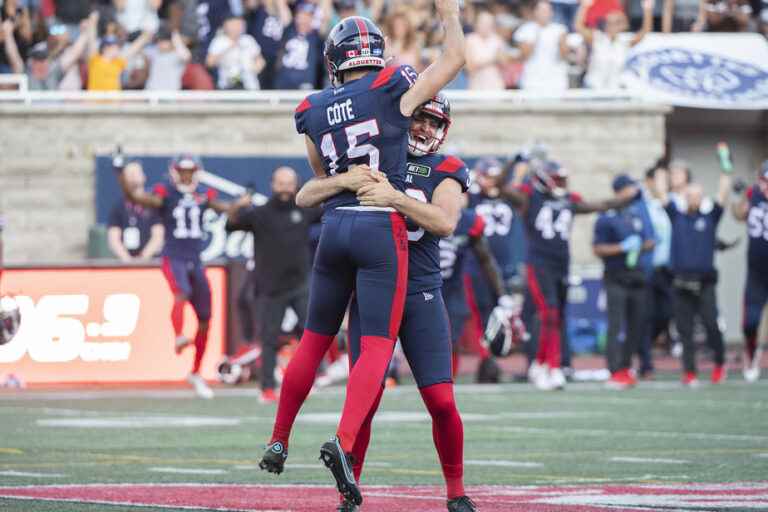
<box><xmin>549</xmin><ymin>368</ymin><xmax>567</xmax><ymax>390</ymax></box>
<box><xmin>187</xmin><ymin>373</ymin><xmax>214</xmax><ymax>399</ymax></box>
<box><xmin>528</xmin><ymin>361</ymin><xmax>546</xmax><ymax>383</ymax></box>
<box><xmin>530</xmin><ymin>363</ymin><xmax>555</xmax><ymax>391</ymax></box>
<box><xmin>175</xmin><ymin>335</ymin><xmax>192</xmax><ymax>355</ymax></box>
<box><xmin>743</xmin><ymin>366</ymin><xmax>760</xmax><ymax>383</ymax></box>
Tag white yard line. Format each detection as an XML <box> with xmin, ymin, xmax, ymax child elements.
<box><xmin>148</xmin><ymin>467</ymin><xmax>227</xmax><ymax>475</ymax></box>
<box><xmin>609</xmin><ymin>457</ymin><xmax>689</xmax><ymax>464</ymax></box>
<box><xmin>496</xmin><ymin>425</ymin><xmax>768</xmax><ymax>442</ymax></box>
<box><xmin>465</xmin><ymin>460</ymin><xmax>543</xmax><ymax>468</ymax></box>
<box><xmin>0</xmin><ymin>471</ymin><xmax>65</xmax><ymax>478</ymax></box>
<box><xmin>0</xmin><ymin>495</ymin><xmax>275</xmax><ymax>512</ymax></box>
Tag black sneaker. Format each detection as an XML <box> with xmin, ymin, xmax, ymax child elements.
<box><xmin>258</xmin><ymin>441</ymin><xmax>288</xmax><ymax>474</ymax></box>
<box><xmin>337</xmin><ymin>499</ymin><xmax>360</xmax><ymax>512</ymax></box>
<box><xmin>476</xmin><ymin>357</ymin><xmax>501</xmax><ymax>383</ymax></box>
<box><xmin>447</xmin><ymin>496</ymin><xmax>478</xmax><ymax>511</ymax></box>
<box><xmin>319</xmin><ymin>436</ymin><xmax>362</xmax><ymax>506</ymax></box>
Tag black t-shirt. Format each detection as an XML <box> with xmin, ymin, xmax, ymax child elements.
<box><xmin>225</xmin><ymin>197</ymin><xmax>321</xmax><ymax>295</ymax></box>
<box><xmin>107</xmin><ymin>201</ymin><xmax>162</xmax><ymax>257</ymax></box>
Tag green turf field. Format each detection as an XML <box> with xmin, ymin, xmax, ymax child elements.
<box><xmin>1</xmin><ymin>377</ymin><xmax>767</xmax><ymax>511</ymax></box>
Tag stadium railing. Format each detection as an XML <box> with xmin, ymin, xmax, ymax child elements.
<box><xmin>0</xmin><ymin>88</ymin><xmax>645</xmax><ymax>107</ymax></box>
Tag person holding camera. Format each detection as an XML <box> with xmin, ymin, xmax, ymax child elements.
<box><xmin>593</xmin><ymin>175</ymin><xmax>656</xmax><ymax>389</ymax></box>
<box><xmin>657</xmin><ymin>145</ymin><xmax>733</xmax><ymax>387</ymax></box>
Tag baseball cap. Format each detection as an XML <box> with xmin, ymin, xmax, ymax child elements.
<box><xmin>612</xmin><ymin>173</ymin><xmax>636</xmax><ymax>192</ymax></box>
<box><xmin>28</xmin><ymin>42</ymin><xmax>49</xmax><ymax>60</ymax></box>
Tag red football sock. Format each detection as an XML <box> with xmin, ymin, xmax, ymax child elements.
<box><xmin>326</xmin><ymin>337</ymin><xmax>341</xmax><ymax>364</ymax></box>
<box><xmin>420</xmin><ymin>383</ymin><xmax>464</xmax><ymax>499</ymax></box>
<box><xmin>192</xmin><ymin>327</ymin><xmax>208</xmax><ymax>374</ymax></box>
<box><xmin>171</xmin><ymin>300</ymin><xmax>184</xmax><ymax>337</ymax></box>
<box><xmin>336</xmin><ymin>336</ymin><xmax>395</xmax><ymax>452</ymax></box>
<box><xmin>270</xmin><ymin>329</ymin><xmax>334</xmax><ymax>449</ymax></box>
<box><xmin>535</xmin><ymin>311</ymin><xmax>548</xmax><ymax>365</ymax></box>
<box><xmin>351</xmin><ymin>385</ymin><xmax>384</xmax><ymax>482</ymax></box>
<box><xmin>451</xmin><ymin>352</ymin><xmax>460</xmax><ymax>377</ymax></box>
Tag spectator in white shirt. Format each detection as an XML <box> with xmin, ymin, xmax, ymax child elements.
<box><xmin>144</xmin><ymin>24</ymin><xmax>191</xmax><ymax>90</ymax></box>
<box><xmin>576</xmin><ymin>0</ymin><xmax>653</xmax><ymax>89</ymax></box>
<box><xmin>465</xmin><ymin>10</ymin><xmax>507</xmax><ymax>90</ymax></box>
<box><xmin>514</xmin><ymin>0</ymin><xmax>569</xmax><ymax>92</ymax></box>
<box><xmin>114</xmin><ymin>0</ymin><xmax>161</xmax><ymax>34</ymax></box>
<box><xmin>206</xmin><ymin>15</ymin><xmax>265</xmax><ymax>89</ymax></box>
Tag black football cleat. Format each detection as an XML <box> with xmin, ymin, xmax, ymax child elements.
<box><xmin>258</xmin><ymin>441</ymin><xmax>288</xmax><ymax>474</ymax></box>
<box><xmin>447</xmin><ymin>496</ymin><xmax>478</xmax><ymax>511</ymax></box>
<box><xmin>337</xmin><ymin>499</ymin><xmax>360</xmax><ymax>512</ymax></box>
<box><xmin>476</xmin><ymin>356</ymin><xmax>501</xmax><ymax>383</ymax></box>
<box><xmin>320</xmin><ymin>436</ymin><xmax>362</xmax><ymax>506</ymax></box>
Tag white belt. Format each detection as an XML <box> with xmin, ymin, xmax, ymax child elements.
<box><xmin>335</xmin><ymin>206</ymin><xmax>396</xmax><ymax>213</ymax></box>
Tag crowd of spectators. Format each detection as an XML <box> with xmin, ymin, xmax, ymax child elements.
<box><xmin>1</xmin><ymin>0</ymin><xmax>766</xmax><ymax>92</ymax></box>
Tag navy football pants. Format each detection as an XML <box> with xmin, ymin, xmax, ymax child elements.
<box><xmin>305</xmin><ymin>209</ymin><xmax>408</xmax><ymax>341</ymax></box>
<box><xmin>349</xmin><ymin>287</ymin><xmax>453</xmax><ymax>388</ymax></box>
<box><xmin>161</xmin><ymin>256</ymin><xmax>212</xmax><ymax>321</ymax></box>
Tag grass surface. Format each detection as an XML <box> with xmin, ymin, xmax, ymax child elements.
<box><xmin>1</xmin><ymin>376</ymin><xmax>767</xmax><ymax>511</ymax></box>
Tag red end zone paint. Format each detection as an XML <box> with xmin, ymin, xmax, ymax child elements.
<box><xmin>1</xmin><ymin>483</ymin><xmax>768</xmax><ymax>511</ymax></box>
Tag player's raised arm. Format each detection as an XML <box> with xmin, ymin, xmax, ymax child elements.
<box><xmin>469</xmin><ymin>233</ymin><xmax>506</xmax><ymax>301</ymax></box>
<box><xmin>573</xmin><ymin>187</ymin><xmax>636</xmax><ymax>215</ymax></box>
<box><xmin>113</xmin><ymin>149</ymin><xmax>164</xmax><ymax>209</ymax></box>
<box><xmin>500</xmin><ymin>183</ymin><xmax>531</xmax><ymax>213</ymax></box>
<box><xmin>296</xmin><ymin>165</ymin><xmax>377</xmax><ymax>208</ymax></box>
<box><xmin>399</xmin><ymin>0</ymin><xmax>466</xmax><ymax>117</ymax></box>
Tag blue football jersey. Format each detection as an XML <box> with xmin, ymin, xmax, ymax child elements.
<box><xmin>746</xmin><ymin>185</ymin><xmax>768</xmax><ymax>269</ymax></box>
<box><xmin>405</xmin><ymin>154</ymin><xmax>470</xmax><ymax>294</ymax></box>
<box><xmin>467</xmin><ymin>193</ymin><xmax>525</xmax><ymax>279</ymax></box>
<box><xmin>153</xmin><ymin>180</ymin><xmax>217</xmax><ymax>259</ymax></box>
<box><xmin>440</xmin><ymin>209</ymin><xmax>485</xmax><ymax>292</ymax></box>
<box><xmin>295</xmin><ymin>64</ymin><xmax>418</xmax><ymax>210</ymax></box>
<box><xmin>519</xmin><ymin>182</ymin><xmax>581</xmax><ymax>269</ymax></box>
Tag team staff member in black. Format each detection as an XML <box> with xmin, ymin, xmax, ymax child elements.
<box><xmin>593</xmin><ymin>175</ymin><xmax>655</xmax><ymax>390</ymax></box>
<box><xmin>657</xmin><ymin>151</ymin><xmax>732</xmax><ymax>387</ymax></box>
<box><xmin>107</xmin><ymin>161</ymin><xmax>164</xmax><ymax>262</ymax></box>
<box><xmin>226</xmin><ymin>166</ymin><xmax>320</xmax><ymax>403</ymax></box>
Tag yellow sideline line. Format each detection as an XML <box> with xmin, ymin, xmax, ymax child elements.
<box><xmin>0</xmin><ymin>448</ymin><xmax>23</xmax><ymax>455</ymax></box>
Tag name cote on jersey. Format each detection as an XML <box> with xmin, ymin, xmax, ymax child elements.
<box><xmin>327</xmin><ymin>99</ymin><xmax>355</xmax><ymax>126</ymax></box>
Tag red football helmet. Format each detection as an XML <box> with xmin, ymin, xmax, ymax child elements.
<box><xmin>408</xmin><ymin>93</ymin><xmax>451</xmax><ymax>157</ymax></box>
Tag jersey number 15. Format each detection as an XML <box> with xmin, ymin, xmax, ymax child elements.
<box><xmin>320</xmin><ymin>119</ymin><xmax>381</xmax><ymax>175</ymax></box>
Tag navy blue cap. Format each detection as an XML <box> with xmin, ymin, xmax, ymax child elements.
<box><xmin>612</xmin><ymin>173</ymin><xmax>636</xmax><ymax>192</ymax></box>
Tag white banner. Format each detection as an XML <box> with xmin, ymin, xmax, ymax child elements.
<box><xmin>623</xmin><ymin>33</ymin><xmax>768</xmax><ymax>109</ymax></box>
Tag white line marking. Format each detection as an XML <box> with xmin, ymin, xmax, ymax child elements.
<box><xmin>496</xmin><ymin>425</ymin><xmax>768</xmax><ymax>442</ymax></box>
<box><xmin>0</xmin><ymin>494</ymin><xmax>280</xmax><ymax>512</ymax></box>
<box><xmin>148</xmin><ymin>467</ymin><xmax>227</xmax><ymax>475</ymax></box>
<box><xmin>465</xmin><ymin>460</ymin><xmax>543</xmax><ymax>468</ymax></box>
<box><xmin>755</xmin><ymin>453</ymin><xmax>768</xmax><ymax>458</ymax></box>
<box><xmin>0</xmin><ymin>471</ymin><xmax>65</xmax><ymax>478</ymax></box>
<box><xmin>36</xmin><ymin>417</ymin><xmax>241</xmax><ymax>428</ymax></box>
<box><xmin>610</xmin><ymin>457</ymin><xmax>689</xmax><ymax>464</ymax></box>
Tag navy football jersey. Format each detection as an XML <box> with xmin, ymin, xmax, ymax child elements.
<box><xmin>295</xmin><ymin>64</ymin><xmax>418</xmax><ymax>210</ymax></box>
<box><xmin>746</xmin><ymin>185</ymin><xmax>768</xmax><ymax>270</ymax></box>
<box><xmin>519</xmin><ymin>182</ymin><xmax>581</xmax><ymax>269</ymax></box>
<box><xmin>405</xmin><ymin>154</ymin><xmax>470</xmax><ymax>294</ymax></box>
<box><xmin>153</xmin><ymin>180</ymin><xmax>217</xmax><ymax>259</ymax></box>
<box><xmin>440</xmin><ymin>209</ymin><xmax>485</xmax><ymax>291</ymax></box>
<box><xmin>468</xmin><ymin>193</ymin><xmax>525</xmax><ymax>279</ymax></box>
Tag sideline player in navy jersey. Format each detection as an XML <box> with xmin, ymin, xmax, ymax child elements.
<box><xmin>466</xmin><ymin>159</ymin><xmax>526</xmax><ymax>382</ymax></box>
<box><xmin>441</xmin><ymin>206</ymin><xmax>511</xmax><ymax>378</ymax></box>
<box><xmin>502</xmin><ymin>161</ymin><xmax>634</xmax><ymax>390</ymax></box>
<box><xmin>115</xmin><ymin>152</ymin><xmax>231</xmax><ymax>399</ymax></box>
<box><xmin>733</xmin><ymin>160</ymin><xmax>768</xmax><ymax>382</ymax></box>
<box><xmin>260</xmin><ymin>2</ymin><xmax>465</xmax><ymax>505</ymax></box>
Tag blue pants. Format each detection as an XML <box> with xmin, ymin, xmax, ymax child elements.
<box><xmin>305</xmin><ymin>209</ymin><xmax>408</xmax><ymax>340</ymax></box>
<box><xmin>442</xmin><ymin>283</ymin><xmax>469</xmax><ymax>345</ymax></box>
<box><xmin>349</xmin><ymin>288</ymin><xmax>453</xmax><ymax>388</ymax></box>
<box><xmin>161</xmin><ymin>256</ymin><xmax>212</xmax><ymax>321</ymax></box>
<box><xmin>743</xmin><ymin>267</ymin><xmax>768</xmax><ymax>339</ymax></box>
